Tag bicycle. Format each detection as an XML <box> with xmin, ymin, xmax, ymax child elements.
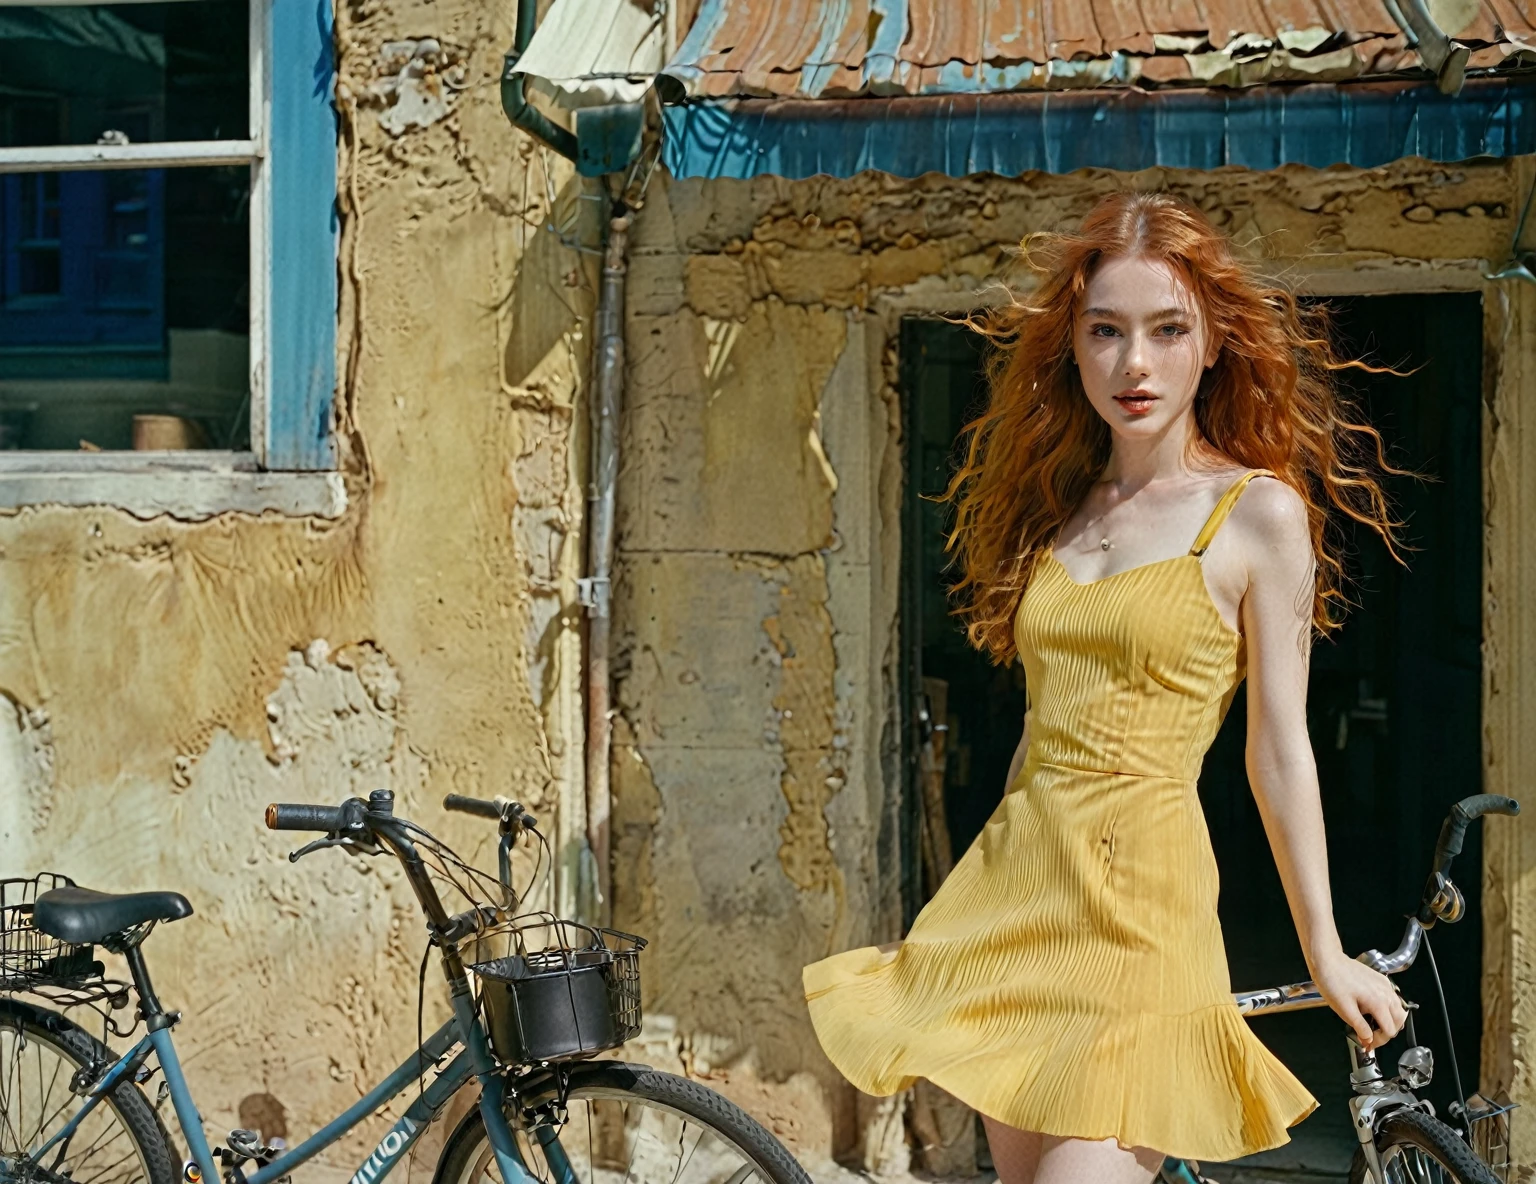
<box><xmin>1161</xmin><ymin>793</ymin><xmax>1522</xmax><ymax>1184</ymax></box>
<box><xmin>0</xmin><ymin>790</ymin><xmax>811</xmax><ymax>1184</ymax></box>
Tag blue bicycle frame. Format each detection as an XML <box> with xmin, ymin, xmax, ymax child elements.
<box><xmin>17</xmin><ymin>796</ymin><xmax>580</xmax><ymax>1184</ymax></box>
<box><xmin>21</xmin><ymin>1001</ymin><xmax>574</xmax><ymax>1184</ymax></box>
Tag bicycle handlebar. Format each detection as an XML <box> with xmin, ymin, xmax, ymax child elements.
<box><xmin>1358</xmin><ymin>916</ymin><xmax>1425</xmax><ymax>975</ymax></box>
<box><xmin>442</xmin><ymin>794</ymin><xmax>539</xmax><ymax>833</ymax></box>
<box><xmin>1431</xmin><ymin>794</ymin><xmax>1520</xmax><ymax>878</ymax></box>
<box><xmin>443</xmin><ymin>794</ymin><xmax>501</xmax><ymax>820</ymax></box>
<box><xmin>265</xmin><ymin>801</ymin><xmax>359</xmax><ymax>832</ymax></box>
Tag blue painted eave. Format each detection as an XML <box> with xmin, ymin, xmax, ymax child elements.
<box><xmin>661</xmin><ymin>77</ymin><xmax>1536</xmax><ymax>180</ymax></box>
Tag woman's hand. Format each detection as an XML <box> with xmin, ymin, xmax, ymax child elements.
<box><xmin>1311</xmin><ymin>948</ymin><xmax>1407</xmax><ymax>1049</ymax></box>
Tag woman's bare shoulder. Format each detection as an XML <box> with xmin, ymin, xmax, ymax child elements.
<box><xmin>1230</xmin><ymin>474</ymin><xmax>1313</xmax><ymax>571</ymax></box>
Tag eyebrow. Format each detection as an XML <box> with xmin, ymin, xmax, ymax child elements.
<box><xmin>1082</xmin><ymin>305</ymin><xmax>1196</xmax><ymax>321</ymax></box>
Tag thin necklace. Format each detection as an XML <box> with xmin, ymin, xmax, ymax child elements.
<box><xmin>1079</xmin><ymin>509</ymin><xmax>1113</xmax><ymax>552</ymax></box>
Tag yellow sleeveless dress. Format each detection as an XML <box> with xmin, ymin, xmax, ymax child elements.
<box><xmin>803</xmin><ymin>471</ymin><xmax>1317</xmax><ymax>1162</ymax></box>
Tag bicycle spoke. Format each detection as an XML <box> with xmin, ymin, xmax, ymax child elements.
<box><xmin>612</xmin><ymin>1099</ymin><xmax>638</xmax><ymax>1184</ymax></box>
<box><xmin>1384</xmin><ymin>1144</ymin><xmax>1452</xmax><ymax>1184</ymax></box>
<box><xmin>1</xmin><ymin>1029</ymin><xmax>24</xmax><ymax>1152</ymax></box>
<box><xmin>0</xmin><ymin>1032</ymin><xmax>21</xmax><ymax>1152</ymax></box>
<box><xmin>586</xmin><ymin>1099</ymin><xmax>595</xmax><ymax>1184</ymax></box>
<box><xmin>4</xmin><ymin>1028</ymin><xmax>37</xmax><ymax>1155</ymax></box>
<box><xmin>29</xmin><ymin>1035</ymin><xmax>67</xmax><ymax>1148</ymax></box>
<box><xmin>32</xmin><ymin>1066</ymin><xmax>88</xmax><ymax>1154</ymax></box>
<box><xmin>453</xmin><ymin>1088</ymin><xmax>776</xmax><ymax>1184</ymax></box>
<box><xmin>666</xmin><ymin>1121</ymin><xmax>703</xmax><ymax>1184</ymax></box>
<box><xmin>73</xmin><ymin>1114</ymin><xmax>132</xmax><ymax>1165</ymax></box>
<box><xmin>79</xmin><ymin>1139</ymin><xmax>144</xmax><ymax>1183</ymax></box>
<box><xmin>0</xmin><ymin>1024</ymin><xmax>150</xmax><ymax>1184</ymax></box>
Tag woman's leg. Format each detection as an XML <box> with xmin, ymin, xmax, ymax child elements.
<box><xmin>980</xmin><ymin>1115</ymin><xmax>1043</xmax><ymax>1184</ymax></box>
<box><xmin>1032</xmin><ymin>1135</ymin><xmax>1163</xmax><ymax>1184</ymax></box>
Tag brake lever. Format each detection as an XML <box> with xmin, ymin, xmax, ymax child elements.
<box><xmin>288</xmin><ymin>834</ymin><xmax>382</xmax><ymax>863</ymax></box>
<box><xmin>493</xmin><ymin>797</ymin><xmax>539</xmax><ymax>836</ymax></box>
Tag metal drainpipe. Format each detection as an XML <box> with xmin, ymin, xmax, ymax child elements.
<box><xmin>496</xmin><ymin>0</ymin><xmax>623</xmax><ymax>919</ymax></box>
<box><xmin>502</xmin><ymin>0</ymin><xmax>577</xmax><ymax>158</ymax></box>
<box><xmin>499</xmin><ymin>0</ymin><xmax>634</xmax><ymax>920</ymax></box>
<box><xmin>581</xmin><ymin>209</ymin><xmax>629</xmax><ymax>923</ymax></box>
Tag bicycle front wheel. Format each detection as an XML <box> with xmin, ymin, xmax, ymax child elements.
<box><xmin>434</xmin><ymin>1062</ymin><xmax>810</xmax><ymax>1184</ymax></box>
<box><xmin>1348</xmin><ymin>1108</ymin><xmax>1499</xmax><ymax>1184</ymax></box>
<box><xmin>0</xmin><ymin>998</ymin><xmax>175</xmax><ymax>1184</ymax></box>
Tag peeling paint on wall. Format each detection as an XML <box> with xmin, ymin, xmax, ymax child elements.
<box><xmin>759</xmin><ymin>552</ymin><xmax>844</xmax><ymax>899</ymax></box>
<box><xmin>266</xmin><ymin>640</ymin><xmax>399</xmax><ymax>766</ymax></box>
<box><xmin>370</xmin><ymin>39</ymin><xmax>466</xmax><ymax>137</ymax></box>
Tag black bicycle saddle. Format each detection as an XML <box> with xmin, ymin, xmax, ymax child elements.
<box><xmin>32</xmin><ymin>886</ymin><xmax>193</xmax><ymax>945</ymax></box>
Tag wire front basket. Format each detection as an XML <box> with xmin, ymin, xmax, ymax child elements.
<box><xmin>468</xmin><ymin>913</ymin><xmax>644</xmax><ymax>1065</ymax></box>
<box><xmin>0</xmin><ymin>874</ymin><xmax>100</xmax><ymax>991</ymax></box>
<box><xmin>1461</xmin><ymin>1092</ymin><xmax>1515</xmax><ymax>1184</ymax></box>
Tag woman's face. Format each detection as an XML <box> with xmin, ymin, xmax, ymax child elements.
<box><xmin>1072</xmin><ymin>252</ymin><xmax>1218</xmax><ymax>438</ymax></box>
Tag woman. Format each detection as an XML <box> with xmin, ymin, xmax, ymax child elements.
<box><xmin>803</xmin><ymin>192</ymin><xmax>1409</xmax><ymax>1183</ymax></box>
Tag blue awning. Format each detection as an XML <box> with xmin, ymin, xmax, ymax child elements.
<box><xmin>661</xmin><ymin>77</ymin><xmax>1536</xmax><ymax>180</ymax></box>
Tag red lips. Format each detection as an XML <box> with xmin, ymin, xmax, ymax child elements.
<box><xmin>1113</xmin><ymin>389</ymin><xmax>1158</xmax><ymax>415</ymax></box>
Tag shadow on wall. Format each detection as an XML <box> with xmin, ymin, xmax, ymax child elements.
<box><xmin>501</xmin><ymin>169</ymin><xmax>603</xmax><ymax>399</ymax></box>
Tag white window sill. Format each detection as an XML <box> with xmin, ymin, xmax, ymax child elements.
<box><xmin>0</xmin><ymin>452</ymin><xmax>346</xmax><ymax>521</ymax></box>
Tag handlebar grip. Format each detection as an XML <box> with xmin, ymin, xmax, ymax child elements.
<box><xmin>443</xmin><ymin>794</ymin><xmax>501</xmax><ymax>819</ymax></box>
<box><xmin>265</xmin><ymin>803</ymin><xmax>348</xmax><ymax>832</ymax></box>
<box><xmin>1431</xmin><ymin>794</ymin><xmax>1521</xmax><ymax>876</ymax></box>
<box><xmin>1455</xmin><ymin>794</ymin><xmax>1520</xmax><ymax>820</ymax></box>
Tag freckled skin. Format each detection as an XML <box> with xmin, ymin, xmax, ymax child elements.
<box><xmin>1070</xmin><ymin>254</ymin><xmax>1218</xmax><ymax>436</ymax></box>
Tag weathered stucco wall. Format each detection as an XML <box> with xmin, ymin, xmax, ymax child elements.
<box><xmin>5</xmin><ymin>4</ymin><xmax>1536</xmax><ymax>1170</ymax></box>
<box><xmin>0</xmin><ymin>0</ymin><xmax>592</xmax><ymax>1174</ymax></box>
<box><xmin>614</xmin><ymin>159</ymin><xmax>1536</xmax><ymax>1170</ymax></box>
<box><xmin>1481</xmin><ymin>154</ymin><xmax>1536</xmax><ymax>1178</ymax></box>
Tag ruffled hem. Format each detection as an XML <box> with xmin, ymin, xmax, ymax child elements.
<box><xmin>804</xmin><ymin>948</ymin><xmax>1317</xmax><ymax>1163</ymax></box>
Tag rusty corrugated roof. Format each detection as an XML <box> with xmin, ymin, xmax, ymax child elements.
<box><xmin>660</xmin><ymin>0</ymin><xmax>1536</xmax><ymax>98</ymax></box>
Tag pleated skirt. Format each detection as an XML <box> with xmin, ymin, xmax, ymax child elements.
<box><xmin>803</xmin><ymin>756</ymin><xmax>1317</xmax><ymax>1162</ymax></box>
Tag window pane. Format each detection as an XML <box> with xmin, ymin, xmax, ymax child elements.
<box><xmin>0</xmin><ymin>0</ymin><xmax>248</xmax><ymax>148</ymax></box>
<box><xmin>0</xmin><ymin>165</ymin><xmax>250</xmax><ymax>451</ymax></box>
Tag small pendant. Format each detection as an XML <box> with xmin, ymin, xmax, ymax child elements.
<box><xmin>1099</xmin><ymin>538</ymin><xmax>1111</xmax><ymax>551</ymax></box>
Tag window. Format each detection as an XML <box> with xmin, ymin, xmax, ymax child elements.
<box><xmin>0</xmin><ymin>0</ymin><xmax>341</xmax><ymax>518</ymax></box>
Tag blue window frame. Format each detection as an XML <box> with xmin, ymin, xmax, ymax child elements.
<box><xmin>266</xmin><ymin>0</ymin><xmax>338</xmax><ymax>470</ymax></box>
<box><xmin>0</xmin><ymin>0</ymin><xmax>337</xmax><ymax>473</ymax></box>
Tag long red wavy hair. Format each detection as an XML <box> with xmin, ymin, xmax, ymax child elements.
<box><xmin>945</xmin><ymin>191</ymin><xmax>1402</xmax><ymax>664</ymax></box>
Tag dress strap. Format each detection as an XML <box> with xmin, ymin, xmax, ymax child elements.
<box><xmin>1189</xmin><ymin>469</ymin><xmax>1275</xmax><ymax>558</ymax></box>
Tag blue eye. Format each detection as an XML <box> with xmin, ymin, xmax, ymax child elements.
<box><xmin>1091</xmin><ymin>324</ymin><xmax>1119</xmax><ymax>337</ymax></box>
<box><xmin>1156</xmin><ymin>323</ymin><xmax>1189</xmax><ymax>336</ymax></box>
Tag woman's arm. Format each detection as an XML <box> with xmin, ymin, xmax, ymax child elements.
<box><xmin>1238</xmin><ymin>481</ymin><xmax>1406</xmax><ymax>1049</ymax></box>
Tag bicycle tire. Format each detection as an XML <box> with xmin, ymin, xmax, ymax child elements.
<box><xmin>1347</xmin><ymin>1107</ymin><xmax>1499</xmax><ymax>1184</ymax></box>
<box><xmin>434</xmin><ymin>1061</ymin><xmax>810</xmax><ymax>1184</ymax></box>
<box><xmin>0</xmin><ymin>997</ymin><xmax>176</xmax><ymax>1184</ymax></box>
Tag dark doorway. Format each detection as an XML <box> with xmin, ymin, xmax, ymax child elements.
<box><xmin>898</xmin><ymin>318</ymin><xmax>1025</xmax><ymax>927</ymax></box>
<box><xmin>898</xmin><ymin>292</ymin><xmax>1484</xmax><ymax>1172</ymax></box>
